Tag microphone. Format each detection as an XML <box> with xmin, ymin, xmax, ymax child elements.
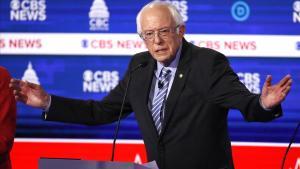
<box><xmin>281</xmin><ymin>121</ymin><xmax>300</xmax><ymax>169</ymax></box>
<box><xmin>111</xmin><ymin>61</ymin><xmax>147</xmax><ymax>161</ymax></box>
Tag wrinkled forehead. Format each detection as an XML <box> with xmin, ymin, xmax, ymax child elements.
<box><xmin>140</xmin><ymin>5</ymin><xmax>175</xmax><ymax>31</ymax></box>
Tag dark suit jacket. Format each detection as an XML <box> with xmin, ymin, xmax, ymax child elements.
<box><xmin>0</xmin><ymin>67</ymin><xmax>16</xmax><ymax>169</ymax></box>
<box><xmin>46</xmin><ymin>39</ymin><xmax>282</xmax><ymax>169</ymax></box>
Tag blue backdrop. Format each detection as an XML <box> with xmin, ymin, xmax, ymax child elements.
<box><xmin>0</xmin><ymin>0</ymin><xmax>299</xmax><ymax>143</ymax></box>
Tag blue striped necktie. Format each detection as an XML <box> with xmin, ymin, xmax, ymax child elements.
<box><xmin>151</xmin><ymin>67</ymin><xmax>171</xmax><ymax>134</ymax></box>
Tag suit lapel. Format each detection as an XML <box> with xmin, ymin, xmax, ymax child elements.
<box><xmin>134</xmin><ymin>39</ymin><xmax>192</xmax><ymax>139</ymax></box>
<box><xmin>160</xmin><ymin>39</ymin><xmax>192</xmax><ymax>137</ymax></box>
<box><xmin>134</xmin><ymin>55</ymin><xmax>160</xmax><ymax>138</ymax></box>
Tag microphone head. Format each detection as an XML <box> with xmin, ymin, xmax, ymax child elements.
<box><xmin>139</xmin><ymin>61</ymin><xmax>148</xmax><ymax>67</ymax></box>
<box><xmin>130</xmin><ymin>61</ymin><xmax>148</xmax><ymax>73</ymax></box>
<box><xmin>158</xmin><ymin>80</ymin><xmax>163</xmax><ymax>89</ymax></box>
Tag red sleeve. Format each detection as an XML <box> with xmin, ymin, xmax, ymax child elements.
<box><xmin>0</xmin><ymin>67</ymin><xmax>16</xmax><ymax>154</ymax></box>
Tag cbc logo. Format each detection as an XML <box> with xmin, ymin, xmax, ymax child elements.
<box><xmin>231</xmin><ymin>1</ymin><xmax>250</xmax><ymax>22</ymax></box>
<box><xmin>83</xmin><ymin>70</ymin><xmax>119</xmax><ymax>93</ymax></box>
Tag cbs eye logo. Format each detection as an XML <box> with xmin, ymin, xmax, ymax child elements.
<box><xmin>294</xmin><ymin>1</ymin><xmax>300</xmax><ymax>13</ymax></box>
<box><xmin>231</xmin><ymin>1</ymin><xmax>250</xmax><ymax>22</ymax></box>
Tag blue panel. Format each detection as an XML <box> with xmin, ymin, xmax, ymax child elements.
<box><xmin>1</xmin><ymin>0</ymin><xmax>300</xmax><ymax>34</ymax></box>
<box><xmin>0</xmin><ymin>55</ymin><xmax>141</xmax><ymax>139</ymax></box>
<box><xmin>0</xmin><ymin>56</ymin><xmax>300</xmax><ymax>143</ymax></box>
<box><xmin>228</xmin><ymin>57</ymin><xmax>300</xmax><ymax>143</ymax></box>
<box><xmin>1</xmin><ymin>0</ymin><xmax>300</xmax><ymax>143</ymax></box>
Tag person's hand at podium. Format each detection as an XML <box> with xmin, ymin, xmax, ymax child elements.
<box><xmin>9</xmin><ymin>79</ymin><xmax>50</xmax><ymax>110</ymax></box>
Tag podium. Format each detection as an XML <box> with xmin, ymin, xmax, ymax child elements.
<box><xmin>39</xmin><ymin>158</ymin><xmax>158</xmax><ymax>169</ymax></box>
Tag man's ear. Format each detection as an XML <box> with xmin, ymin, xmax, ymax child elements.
<box><xmin>178</xmin><ymin>25</ymin><xmax>186</xmax><ymax>37</ymax></box>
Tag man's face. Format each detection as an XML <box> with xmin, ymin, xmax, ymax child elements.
<box><xmin>140</xmin><ymin>6</ymin><xmax>185</xmax><ymax>66</ymax></box>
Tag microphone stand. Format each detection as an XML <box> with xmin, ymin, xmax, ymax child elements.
<box><xmin>110</xmin><ymin>62</ymin><xmax>146</xmax><ymax>161</ymax></box>
<box><xmin>281</xmin><ymin>121</ymin><xmax>300</xmax><ymax>169</ymax></box>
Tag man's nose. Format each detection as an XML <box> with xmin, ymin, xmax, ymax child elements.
<box><xmin>153</xmin><ymin>32</ymin><xmax>163</xmax><ymax>44</ymax></box>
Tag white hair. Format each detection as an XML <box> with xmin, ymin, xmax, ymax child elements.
<box><xmin>136</xmin><ymin>1</ymin><xmax>185</xmax><ymax>34</ymax></box>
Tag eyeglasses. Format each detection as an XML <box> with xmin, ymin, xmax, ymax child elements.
<box><xmin>139</xmin><ymin>25</ymin><xmax>180</xmax><ymax>42</ymax></box>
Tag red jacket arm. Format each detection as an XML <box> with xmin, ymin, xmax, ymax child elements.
<box><xmin>0</xmin><ymin>67</ymin><xmax>16</xmax><ymax>154</ymax></box>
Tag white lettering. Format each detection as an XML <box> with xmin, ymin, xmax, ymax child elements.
<box><xmin>38</xmin><ymin>10</ymin><xmax>47</xmax><ymax>21</ymax></box>
<box><xmin>30</xmin><ymin>0</ymin><xmax>39</xmax><ymax>10</ymax></box>
<box><xmin>237</xmin><ymin>72</ymin><xmax>260</xmax><ymax>94</ymax></box>
<box><xmin>98</xmin><ymin>82</ymin><xmax>113</xmax><ymax>92</ymax></box>
<box><xmin>293</xmin><ymin>158</ymin><xmax>300</xmax><ymax>169</ymax></box>
<box><xmin>19</xmin><ymin>10</ymin><xmax>27</xmax><ymax>20</ymax></box>
<box><xmin>293</xmin><ymin>12</ymin><xmax>300</xmax><ymax>23</ymax></box>
<box><xmin>83</xmin><ymin>81</ymin><xmax>93</xmax><ymax>92</ymax></box>
<box><xmin>21</xmin><ymin>0</ymin><xmax>30</xmax><ymax>10</ymax></box>
<box><xmin>10</xmin><ymin>10</ymin><xmax>19</xmax><ymax>20</ymax></box>
<box><xmin>10</xmin><ymin>0</ymin><xmax>47</xmax><ymax>21</ymax></box>
<box><xmin>39</xmin><ymin>0</ymin><xmax>46</xmax><ymax>10</ymax></box>
<box><xmin>26</xmin><ymin>10</ymin><xmax>39</xmax><ymax>20</ymax></box>
<box><xmin>83</xmin><ymin>70</ymin><xmax>119</xmax><ymax>93</ymax></box>
<box><xmin>134</xmin><ymin>154</ymin><xmax>142</xmax><ymax>164</ymax></box>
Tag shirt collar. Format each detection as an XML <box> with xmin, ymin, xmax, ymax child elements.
<box><xmin>155</xmin><ymin>43</ymin><xmax>182</xmax><ymax>78</ymax></box>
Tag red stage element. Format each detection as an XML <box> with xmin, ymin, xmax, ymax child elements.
<box><xmin>10</xmin><ymin>139</ymin><xmax>300</xmax><ymax>169</ymax></box>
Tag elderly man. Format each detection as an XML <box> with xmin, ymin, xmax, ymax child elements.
<box><xmin>0</xmin><ymin>67</ymin><xmax>16</xmax><ymax>169</ymax></box>
<box><xmin>10</xmin><ymin>1</ymin><xmax>292</xmax><ymax>169</ymax></box>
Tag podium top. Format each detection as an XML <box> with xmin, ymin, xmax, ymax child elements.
<box><xmin>39</xmin><ymin>158</ymin><xmax>156</xmax><ymax>169</ymax></box>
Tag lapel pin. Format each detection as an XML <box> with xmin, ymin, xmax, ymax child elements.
<box><xmin>179</xmin><ymin>74</ymin><xmax>183</xmax><ymax>78</ymax></box>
